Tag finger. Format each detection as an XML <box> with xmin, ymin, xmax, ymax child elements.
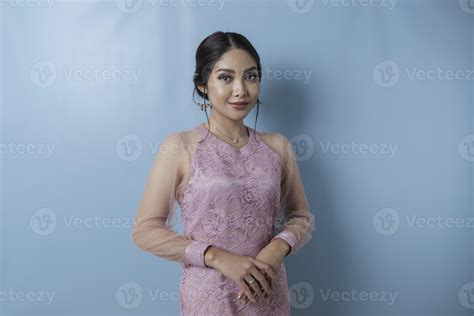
<box><xmin>264</xmin><ymin>267</ymin><xmax>277</xmax><ymax>287</ymax></box>
<box><xmin>237</xmin><ymin>289</ymin><xmax>248</xmax><ymax>301</ymax></box>
<box><xmin>254</xmin><ymin>260</ymin><xmax>278</xmax><ymax>284</ymax></box>
<box><xmin>248</xmin><ymin>279</ymin><xmax>263</xmax><ymax>299</ymax></box>
<box><xmin>261</xmin><ymin>261</ymin><xmax>278</xmax><ymax>282</ymax></box>
<box><xmin>251</xmin><ymin>267</ymin><xmax>271</xmax><ymax>296</ymax></box>
<box><xmin>257</xmin><ymin>268</ymin><xmax>272</xmax><ymax>288</ymax></box>
<box><xmin>238</xmin><ymin>281</ymin><xmax>256</xmax><ymax>304</ymax></box>
<box><xmin>245</xmin><ymin>278</ymin><xmax>261</xmax><ymax>303</ymax></box>
<box><xmin>249</xmin><ymin>269</ymin><xmax>267</xmax><ymax>299</ymax></box>
<box><xmin>263</xmin><ymin>270</ymin><xmax>274</xmax><ymax>289</ymax></box>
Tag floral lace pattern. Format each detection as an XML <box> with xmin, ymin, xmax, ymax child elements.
<box><xmin>131</xmin><ymin>122</ymin><xmax>315</xmax><ymax>316</ymax></box>
<box><xmin>177</xmin><ymin>123</ymin><xmax>289</xmax><ymax>315</ymax></box>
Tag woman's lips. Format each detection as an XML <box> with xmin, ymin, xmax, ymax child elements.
<box><xmin>229</xmin><ymin>102</ymin><xmax>248</xmax><ymax>110</ymax></box>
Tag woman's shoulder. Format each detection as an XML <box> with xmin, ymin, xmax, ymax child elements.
<box><xmin>161</xmin><ymin>126</ymin><xmax>203</xmax><ymax>151</ymax></box>
<box><xmin>258</xmin><ymin>130</ymin><xmax>288</xmax><ymax>149</ymax></box>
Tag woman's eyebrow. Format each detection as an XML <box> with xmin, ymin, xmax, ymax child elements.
<box><xmin>215</xmin><ymin>66</ymin><xmax>257</xmax><ymax>73</ymax></box>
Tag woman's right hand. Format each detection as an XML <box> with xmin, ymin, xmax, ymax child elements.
<box><xmin>205</xmin><ymin>247</ymin><xmax>277</xmax><ymax>303</ymax></box>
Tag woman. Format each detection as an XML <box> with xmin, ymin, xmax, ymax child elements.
<box><xmin>131</xmin><ymin>31</ymin><xmax>315</xmax><ymax>315</ymax></box>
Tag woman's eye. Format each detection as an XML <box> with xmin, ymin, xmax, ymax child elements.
<box><xmin>247</xmin><ymin>73</ymin><xmax>258</xmax><ymax>81</ymax></box>
<box><xmin>219</xmin><ymin>75</ymin><xmax>231</xmax><ymax>82</ymax></box>
<box><xmin>218</xmin><ymin>73</ymin><xmax>258</xmax><ymax>82</ymax></box>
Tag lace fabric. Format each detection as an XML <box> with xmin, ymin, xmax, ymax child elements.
<box><xmin>131</xmin><ymin>123</ymin><xmax>315</xmax><ymax>315</ymax></box>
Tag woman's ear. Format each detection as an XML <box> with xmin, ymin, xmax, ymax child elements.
<box><xmin>197</xmin><ymin>84</ymin><xmax>206</xmax><ymax>95</ymax></box>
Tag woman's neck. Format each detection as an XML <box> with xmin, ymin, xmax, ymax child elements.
<box><xmin>205</xmin><ymin>119</ymin><xmax>248</xmax><ymax>139</ymax></box>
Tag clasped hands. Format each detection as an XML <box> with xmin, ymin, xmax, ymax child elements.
<box><xmin>205</xmin><ymin>238</ymin><xmax>290</xmax><ymax>304</ymax></box>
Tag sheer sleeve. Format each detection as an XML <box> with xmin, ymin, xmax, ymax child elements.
<box><xmin>271</xmin><ymin>133</ymin><xmax>316</xmax><ymax>256</ymax></box>
<box><xmin>131</xmin><ymin>132</ymin><xmax>212</xmax><ymax>268</ymax></box>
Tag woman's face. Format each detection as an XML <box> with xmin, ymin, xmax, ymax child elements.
<box><xmin>198</xmin><ymin>48</ymin><xmax>260</xmax><ymax>121</ymax></box>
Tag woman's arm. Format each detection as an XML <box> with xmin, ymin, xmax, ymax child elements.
<box><xmin>131</xmin><ymin>133</ymin><xmax>212</xmax><ymax>268</ymax></box>
<box><xmin>271</xmin><ymin>133</ymin><xmax>316</xmax><ymax>256</ymax></box>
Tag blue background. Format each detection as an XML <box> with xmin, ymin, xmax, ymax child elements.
<box><xmin>1</xmin><ymin>0</ymin><xmax>473</xmax><ymax>315</ymax></box>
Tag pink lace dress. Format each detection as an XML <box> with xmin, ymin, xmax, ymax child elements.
<box><xmin>131</xmin><ymin>123</ymin><xmax>315</xmax><ymax>316</ymax></box>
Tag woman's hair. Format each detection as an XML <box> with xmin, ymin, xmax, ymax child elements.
<box><xmin>192</xmin><ymin>31</ymin><xmax>262</xmax><ymax>142</ymax></box>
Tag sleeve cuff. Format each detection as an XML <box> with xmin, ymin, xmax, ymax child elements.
<box><xmin>183</xmin><ymin>240</ymin><xmax>212</xmax><ymax>268</ymax></box>
<box><xmin>272</xmin><ymin>230</ymin><xmax>298</xmax><ymax>256</ymax></box>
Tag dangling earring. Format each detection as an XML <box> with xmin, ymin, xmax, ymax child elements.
<box><xmin>200</xmin><ymin>87</ymin><xmax>211</xmax><ymax>111</ymax></box>
<box><xmin>253</xmin><ymin>99</ymin><xmax>259</xmax><ymax>108</ymax></box>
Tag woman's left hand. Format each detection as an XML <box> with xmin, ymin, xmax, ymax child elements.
<box><xmin>237</xmin><ymin>241</ymin><xmax>287</xmax><ymax>303</ymax></box>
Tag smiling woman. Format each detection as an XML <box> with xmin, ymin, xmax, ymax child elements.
<box><xmin>193</xmin><ymin>36</ymin><xmax>263</xmax><ymax>144</ymax></box>
<box><xmin>131</xmin><ymin>31</ymin><xmax>315</xmax><ymax>316</ymax></box>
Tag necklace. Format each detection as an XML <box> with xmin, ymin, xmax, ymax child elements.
<box><xmin>206</xmin><ymin>122</ymin><xmax>247</xmax><ymax>144</ymax></box>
